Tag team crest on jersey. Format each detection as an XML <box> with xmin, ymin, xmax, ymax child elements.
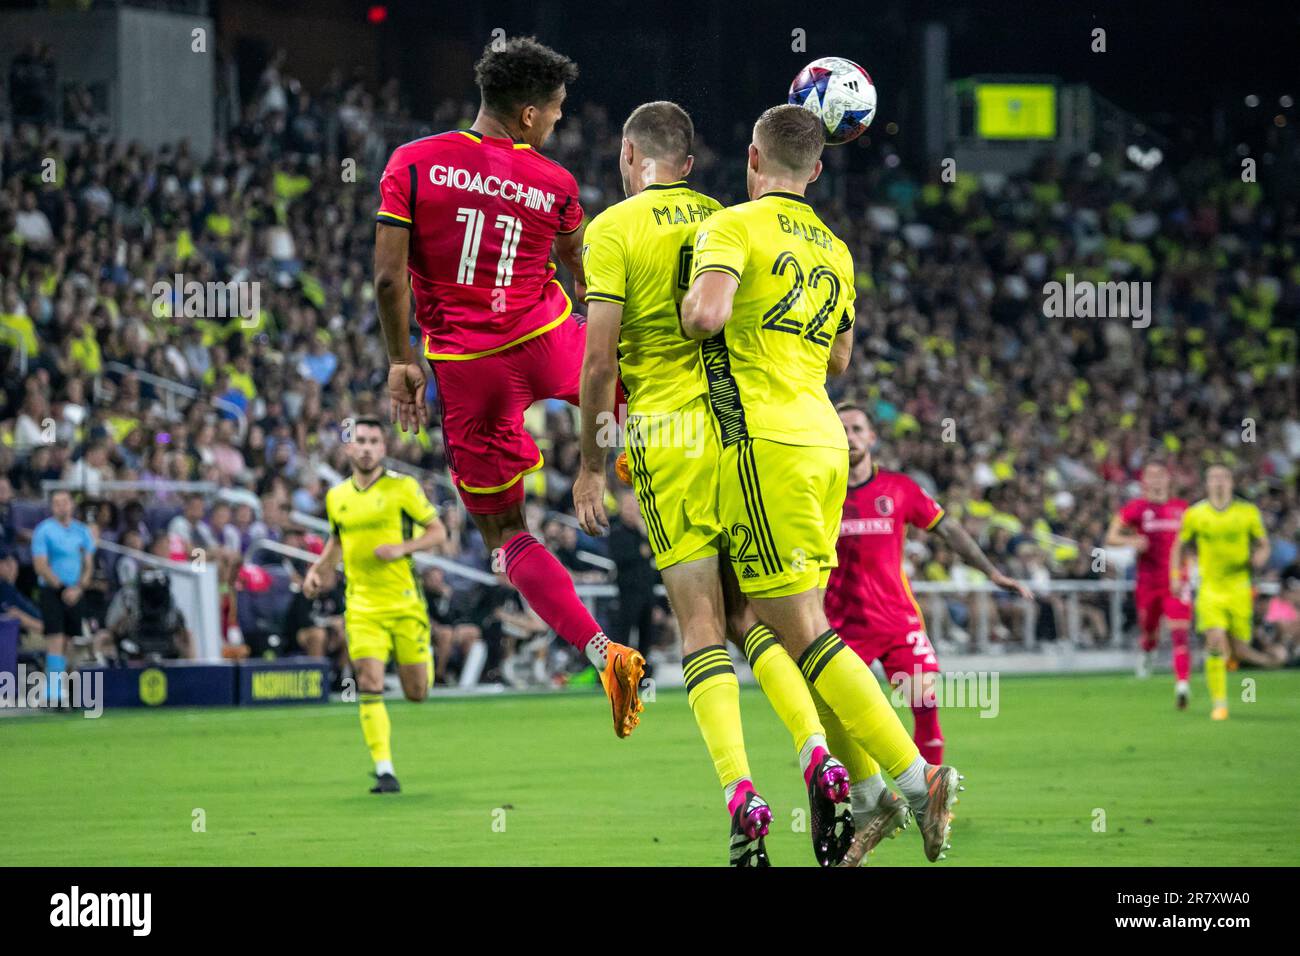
<box><xmin>875</xmin><ymin>495</ymin><xmax>894</xmax><ymax>516</ymax></box>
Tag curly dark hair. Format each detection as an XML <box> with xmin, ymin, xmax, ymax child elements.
<box><xmin>474</xmin><ymin>36</ymin><xmax>578</xmax><ymax>117</ymax></box>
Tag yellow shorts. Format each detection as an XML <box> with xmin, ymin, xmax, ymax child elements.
<box><xmin>624</xmin><ymin>396</ymin><xmax>723</xmax><ymax>570</ymax></box>
<box><xmin>1195</xmin><ymin>586</ymin><xmax>1253</xmax><ymax>643</ymax></box>
<box><xmin>718</xmin><ymin>438</ymin><xmax>847</xmax><ymax>597</ymax></box>
<box><xmin>346</xmin><ymin>607</ymin><xmax>432</xmax><ymax>667</ymax></box>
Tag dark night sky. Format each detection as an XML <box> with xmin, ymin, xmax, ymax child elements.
<box><xmin>362</xmin><ymin>0</ymin><xmax>1299</xmax><ymax>121</ymax></box>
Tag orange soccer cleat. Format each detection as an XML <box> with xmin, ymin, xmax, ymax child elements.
<box><xmin>599</xmin><ymin>641</ymin><xmax>646</xmax><ymax>738</ymax></box>
<box><xmin>1210</xmin><ymin>705</ymin><xmax>1229</xmax><ymax>721</ymax></box>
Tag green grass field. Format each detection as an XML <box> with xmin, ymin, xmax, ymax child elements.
<box><xmin>2</xmin><ymin>671</ymin><xmax>1297</xmax><ymax>866</ymax></box>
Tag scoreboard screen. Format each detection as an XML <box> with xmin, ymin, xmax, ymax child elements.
<box><xmin>975</xmin><ymin>83</ymin><xmax>1057</xmax><ymax>139</ymax></box>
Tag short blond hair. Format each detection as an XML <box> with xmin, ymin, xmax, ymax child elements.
<box><xmin>754</xmin><ymin>104</ymin><xmax>824</xmax><ymax>175</ymax></box>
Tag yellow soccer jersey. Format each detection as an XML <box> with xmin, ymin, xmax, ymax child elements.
<box><xmin>583</xmin><ymin>181</ymin><xmax>722</xmax><ymax>414</ymax></box>
<box><xmin>1179</xmin><ymin>498</ymin><xmax>1266</xmax><ymax>592</ymax></box>
<box><xmin>324</xmin><ymin>471</ymin><xmax>438</xmax><ymax>615</ymax></box>
<box><xmin>690</xmin><ymin>191</ymin><xmax>855</xmax><ymax>449</ymax></box>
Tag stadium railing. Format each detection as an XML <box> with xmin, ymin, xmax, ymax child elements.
<box><xmin>100</xmin><ymin>362</ymin><xmax>248</xmax><ymax>439</ymax></box>
<box><xmin>41</xmin><ymin>478</ymin><xmax>218</xmax><ymax>498</ymax></box>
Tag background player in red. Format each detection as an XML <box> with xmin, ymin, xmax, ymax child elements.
<box><xmin>1105</xmin><ymin>461</ymin><xmax>1192</xmax><ymax>707</ymax></box>
<box><xmin>825</xmin><ymin>403</ymin><xmax>1031</xmax><ymax>771</ymax></box>
<box><xmin>373</xmin><ymin>36</ymin><xmax>644</xmax><ymax>737</ymax></box>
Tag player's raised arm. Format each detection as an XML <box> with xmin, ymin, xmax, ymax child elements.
<box><xmin>1170</xmin><ymin>512</ymin><xmax>1193</xmax><ymax>589</ymax></box>
<box><xmin>374</xmin><ymin>479</ymin><xmax>447</xmax><ymax>562</ymax></box>
<box><xmin>374</xmin><ymin>222</ymin><xmax>426</xmax><ymax>434</ymax></box>
<box><xmin>574</xmin><ymin>213</ymin><xmax>627</xmax><ymax>535</ymax></box>
<box><xmin>681</xmin><ymin>271</ymin><xmax>738</xmax><ymax>339</ymax></box>
<box><xmin>303</xmin><ymin>534</ymin><xmax>341</xmax><ymax>598</ymax></box>
<box><xmin>828</xmin><ymin>327</ymin><xmax>854</xmax><ymax>376</ymax></box>
<box><xmin>682</xmin><ymin>212</ymin><xmax>744</xmax><ymax>339</ymax></box>
<box><xmin>373</xmin><ymin>518</ymin><xmax>447</xmax><ymax>562</ymax></box>
<box><xmin>374</xmin><ymin>140</ymin><xmax>426</xmax><ymax>435</ymax></box>
<box><xmin>554</xmin><ymin>223</ymin><xmax>588</xmax><ymax>302</ymax></box>
<box><xmin>575</xmin><ymin>298</ymin><xmax>622</xmax><ymax>536</ymax></box>
<box><xmin>827</xmin><ymin>260</ymin><xmax>856</xmax><ymax>375</ymax></box>
<box><xmin>932</xmin><ymin>515</ymin><xmax>1033</xmax><ymax>600</ymax></box>
<box><xmin>1249</xmin><ymin>505</ymin><xmax>1270</xmax><ymax>571</ymax></box>
<box><xmin>1105</xmin><ymin>511</ymin><xmax>1146</xmax><ymax>551</ymax></box>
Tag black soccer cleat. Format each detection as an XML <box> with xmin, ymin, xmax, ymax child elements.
<box><xmin>807</xmin><ymin>753</ymin><xmax>854</xmax><ymax>866</ymax></box>
<box><xmin>729</xmin><ymin>790</ymin><xmax>773</xmax><ymax>867</ymax></box>
<box><xmin>370</xmin><ymin>772</ymin><xmax>401</xmax><ymax>794</ymax></box>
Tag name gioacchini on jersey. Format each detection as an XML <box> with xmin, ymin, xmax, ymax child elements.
<box><xmin>428</xmin><ymin>164</ymin><xmax>556</xmax><ymax>212</ymax></box>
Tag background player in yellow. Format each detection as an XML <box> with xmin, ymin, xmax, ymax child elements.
<box><xmin>304</xmin><ymin>418</ymin><xmax>447</xmax><ymax>793</ymax></box>
<box><xmin>573</xmin><ymin>101</ymin><xmax>853</xmax><ymax>867</ymax></box>
<box><xmin>681</xmin><ymin>104</ymin><xmax>961</xmax><ymax>862</ymax></box>
<box><xmin>1170</xmin><ymin>464</ymin><xmax>1276</xmax><ymax>720</ymax></box>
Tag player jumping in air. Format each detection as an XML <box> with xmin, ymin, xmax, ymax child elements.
<box><xmin>1104</xmin><ymin>461</ymin><xmax>1193</xmax><ymax>706</ymax></box>
<box><xmin>573</xmin><ymin>101</ymin><xmax>852</xmax><ymax>867</ymax></box>
<box><xmin>303</xmin><ymin>419</ymin><xmax>446</xmax><ymax>793</ymax></box>
<box><xmin>825</xmin><ymin>402</ymin><xmax>1031</xmax><ymax>865</ymax></box>
<box><xmin>1169</xmin><ymin>464</ymin><xmax>1277</xmax><ymax>720</ymax></box>
<box><xmin>373</xmin><ymin>37</ymin><xmax>645</xmax><ymax>737</ymax></box>
<box><xmin>681</xmin><ymin>104</ymin><xmax>962</xmax><ymax>865</ymax></box>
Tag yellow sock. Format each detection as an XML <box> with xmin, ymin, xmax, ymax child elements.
<box><xmin>743</xmin><ymin>623</ymin><xmax>824</xmax><ymax>753</ymax></box>
<box><xmin>1205</xmin><ymin>653</ymin><xmax>1227</xmax><ymax>706</ymax></box>
<box><xmin>811</xmin><ymin>684</ymin><xmax>881</xmax><ymax>782</ymax></box>
<box><xmin>683</xmin><ymin>645</ymin><xmax>750</xmax><ymax>791</ymax></box>
<box><xmin>801</xmin><ymin>630</ymin><xmax>919</xmax><ymax>777</ymax></box>
<box><xmin>359</xmin><ymin>692</ymin><xmax>392</xmax><ymax>765</ymax></box>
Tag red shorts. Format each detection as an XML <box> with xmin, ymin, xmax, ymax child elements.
<box><xmin>431</xmin><ymin>316</ymin><xmax>585</xmax><ymax>515</ymax></box>
<box><xmin>1136</xmin><ymin>585</ymin><xmax>1191</xmax><ymax>635</ymax></box>
<box><xmin>839</xmin><ymin>624</ymin><xmax>941</xmax><ymax>683</ymax></box>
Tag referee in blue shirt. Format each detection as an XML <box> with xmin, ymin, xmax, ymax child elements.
<box><xmin>31</xmin><ymin>490</ymin><xmax>95</xmax><ymax>706</ymax></box>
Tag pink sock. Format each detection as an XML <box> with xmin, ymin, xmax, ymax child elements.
<box><xmin>1139</xmin><ymin>632</ymin><xmax>1158</xmax><ymax>653</ymax></box>
<box><xmin>1171</xmin><ymin>627</ymin><xmax>1191</xmax><ymax>682</ymax></box>
<box><xmin>501</xmin><ymin>532</ymin><xmax>599</xmax><ymax>652</ymax></box>
<box><xmin>912</xmin><ymin>704</ymin><xmax>944</xmax><ymax>765</ymax></box>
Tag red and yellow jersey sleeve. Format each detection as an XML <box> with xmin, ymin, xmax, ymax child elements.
<box><xmin>904</xmin><ymin>475</ymin><xmax>945</xmax><ymax>531</ymax></box>
<box><xmin>376</xmin><ymin>148</ymin><xmax>414</xmax><ymax>229</ymax></box>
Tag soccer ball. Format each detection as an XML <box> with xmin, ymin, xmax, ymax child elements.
<box><xmin>788</xmin><ymin>56</ymin><xmax>877</xmax><ymax>145</ymax></box>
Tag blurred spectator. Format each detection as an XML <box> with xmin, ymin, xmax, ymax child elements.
<box><xmin>0</xmin><ymin>546</ymin><xmax>42</xmax><ymax>642</ymax></box>
<box><xmin>607</xmin><ymin>490</ymin><xmax>660</xmax><ymax>677</ymax></box>
<box><xmin>31</xmin><ymin>489</ymin><xmax>94</xmax><ymax>702</ymax></box>
<box><xmin>281</xmin><ymin>577</ymin><xmax>347</xmax><ymax>687</ymax></box>
<box><xmin>423</xmin><ymin>564</ymin><xmax>483</xmax><ymax>685</ymax></box>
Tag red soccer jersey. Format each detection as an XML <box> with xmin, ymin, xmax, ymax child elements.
<box><xmin>1118</xmin><ymin>497</ymin><xmax>1188</xmax><ymax>592</ymax></box>
<box><xmin>825</xmin><ymin>466</ymin><xmax>945</xmax><ymax>635</ymax></box>
<box><xmin>376</xmin><ymin>129</ymin><xmax>584</xmax><ymax>360</ymax></box>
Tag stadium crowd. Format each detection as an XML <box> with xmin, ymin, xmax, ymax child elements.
<box><xmin>1</xmin><ymin>53</ymin><xmax>1298</xmax><ymax>684</ymax></box>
